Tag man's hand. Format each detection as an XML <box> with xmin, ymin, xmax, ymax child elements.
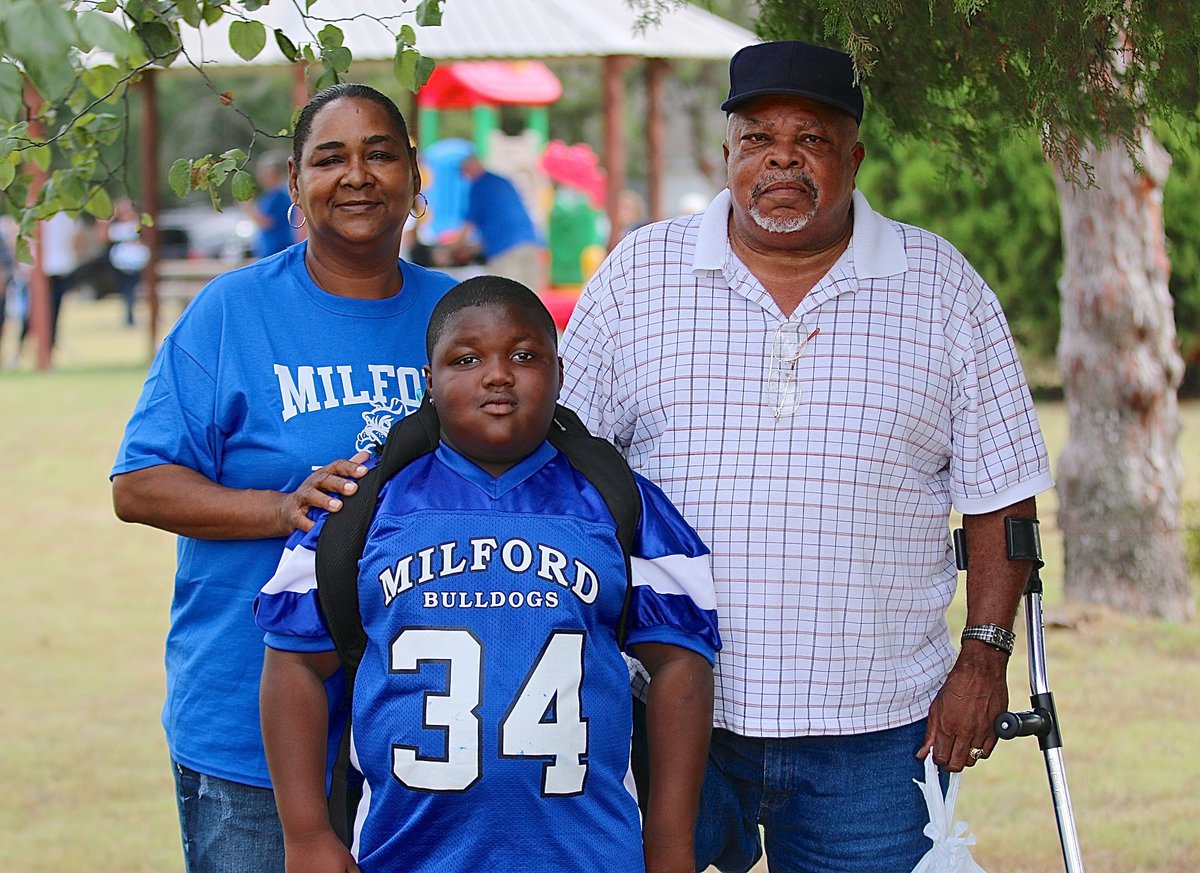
<box><xmin>277</xmin><ymin>452</ymin><xmax>370</xmax><ymax>534</ymax></box>
<box><xmin>920</xmin><ymin>641</ymin><xmax>1010</xmax><ymax>772</ymax></box>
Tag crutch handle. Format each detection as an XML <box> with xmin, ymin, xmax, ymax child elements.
<box><xmin>995</xmin><ymin>707</ymin><xmax>1051</xmax><ymax>740</ymax></box>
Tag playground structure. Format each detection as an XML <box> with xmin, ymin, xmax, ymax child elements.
<box><xmin>414</xmin><ymin>60</ymin><xmax>608</xmax><ymax>327</ymax></box>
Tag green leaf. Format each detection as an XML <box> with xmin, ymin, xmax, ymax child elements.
<box><xmin>176</xmin><ymin>0</ymin><xmax>202</xmax><ymax>29</ymax></box>
<box><xmin>394</xmin><ymin>47</ymin><xmax>418</xmax><ymax>92</ymax></box>
<box><xmin>231</xmin><ymin>169</ymin><xmax>256</xmax><ymax>202</ymax></box>
<box><xmin>415</xmin><ymin>55</ymin><xmax>435</xmax><ymax>90</ymax></box>
<box><xmin>124</xmin><ymin>0</ymin><xmax>151</xmax><ymax>23</ymax></box>
<box><xmin>59</xmin><ymin>172</ymin><xmax>87</xmax><ymax>209</ymax></box>
<box><xmin>97</xmin><ymin>0</ymin><xmax>119</xmax><ymax>11</ymax></box>
<box><xmin>6</xmin><ymin>0</ymin><xmax>79</xmax><ymax>103</ymax></box>
<box><xmin>399</xmin><ymin>24</ymin><xmax>416</xmax><ymax>47</ymax></box>
<box><xmin>221</xmin><ymin>148</ymin><xmax>247</xmax><ymax>163</ymax></box>
<box><xmin>0</xmin><ymin>161</ymin><xmax>15</xmax><ymax>190</ymax></box>
<box><xmin>325</xmin><ymin>45</ymin><xmax>352</xmax><ymax>74</ymax></box>
<box><xmin>229</xmin><ymin>19</ymin><xmax>267</xmax><ymax>61</ymax></box>
<box><xmin>201</xmin><ymin>2</ymin><xmax>224</xmax><ymax>26</ymax></box>
<box><xmin>416</xmin><ymin>0</ymin><xmax>443</xmax><ymax>27</ymax></box>
<box><xmin>314</xmin><ymin>65</ymin><xmax>338</xmax><ymax>92</ymax></box>
<box><xmin>208</xmin><ymin>182</ymin><xmax>223</xmax><ymax>212</ymax></box>
<box><xmin>0</xmin><ymin>62</ymin><xmax>22</xmax><ymax>123</ymax></box>
<box><xmin>85</xmin><ymin>186</ymin><xmax>113</xmax><ymax>219</ymax></box>
<box><xmin>242</xmin><ymin>0</ymin><xmax>266</xmax><ymax>11</ymax></box>
<box><xmin>169</xmin><ymin>158</ymin><xmax>192</xmax><ymax>198</ymax></box>
<box><xmin>318</xmin><ymin>24</ymin><xmax>344</xmax><ymax>49</ymax></box>
<box><xmin>77</xmin><ymin>10</ymin><xmax>141</xmax><ymax>57</ymax></box>
<box><xmin>30</xmin><ymin>145</ymin><xmax>51</xmax><ymax>172</ymax></box>
<box><xmin>136</xmin><ymin>20</ymin><xmax>181</xmax><ymax>64</ymax></box>
<box><xmin>0</xmin><ymin>138</ymin><xmax>15</xmax><ymax>162</ymax></box>
<box><xmin>140</xmin><ymin>212</ymin><xmax>154</xmax><ymax>227</ymax></box>
<box><xmin>81</xmin><ymin>65</ymin><xmax>125</xmax><ymax>100</ymax></box>
<box><xmin>274</xmin><ymin>28</ymin><xmax>299</xmax><ymax>63</ymax></box>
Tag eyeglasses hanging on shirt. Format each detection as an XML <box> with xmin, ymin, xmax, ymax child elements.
<box><xmin>767</xmin><ymin>322</ymin><xmax>820</xmax><ymax>418</ymax></box>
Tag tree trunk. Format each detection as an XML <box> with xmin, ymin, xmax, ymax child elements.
<box><xmin>1053</xmin><ymin>130</ymin><xmax>1192</xmax><ymax>620</ymax></box>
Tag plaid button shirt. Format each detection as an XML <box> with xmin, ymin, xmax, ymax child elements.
<box><xmin>561</xmin><ymin>189</ymin><xmax>1053</xmax><ymax>736</ymax></box>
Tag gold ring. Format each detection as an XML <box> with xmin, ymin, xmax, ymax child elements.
<box><xmin>968</xmin><ymin>747</ymin><xmax>985</xmax><ymax>761</ymax></box>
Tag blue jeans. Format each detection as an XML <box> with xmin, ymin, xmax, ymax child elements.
<box><xmin>173</xmin><ymin>761</ymin><xmax>285</xmax><ymax>873</ymax></box>
<box><xmin>694</xmin><ymin>720</ymin><xmax>945</xmax><ymax>873</ymax></box>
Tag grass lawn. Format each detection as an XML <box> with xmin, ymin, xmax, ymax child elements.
<box><xmin>1</xmin><ymin>295</ymin><xmax>1197</xmax><ymax>872</ymax></box>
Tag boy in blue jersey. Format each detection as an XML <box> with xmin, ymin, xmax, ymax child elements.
<box><xmin>256</xmin><ymin>276</ymin><xmax>720</xmax><ymax>873</ymax></box>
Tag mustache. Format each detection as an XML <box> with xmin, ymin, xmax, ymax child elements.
<box><xmin>749</xmin><ymin>170</ymin><xmax>818</xmax><ymax>201</ymax></box>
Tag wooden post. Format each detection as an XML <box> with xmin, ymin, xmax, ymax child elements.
<box><xmin>603</xmin><ymin>55</ymin><xmax>632</xmax><ymax>252</ymax></box>
<box><xmin>23</xmin><ymin>82</ymin><xmax>52</xmax><ymax>371</ymax></box>
<box><xmin>139</xmin><ymin>70</ymin><xmax>161</xmax><ymax>354</ymax></box>
<box><xmin>290</xmin><ymin>62</ymin><xmax>309</xmax><ymax>108</ymax></box>
<box><xmin>645</xmin><ymin>58</ymin><xmax>669</xmax><ymax>223</ymax></box>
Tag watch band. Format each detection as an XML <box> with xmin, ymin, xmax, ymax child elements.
<box><xmin>961</xmin><ymin>623</ymin><xmax>1015</xmax><ymax>656</ymax></box>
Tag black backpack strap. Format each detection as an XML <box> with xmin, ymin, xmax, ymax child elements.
<box><xmin>547</xmin><ymin>404</ymin><xmax>642</xmax><ymax>645</ymax></box>
<box><xmin>317</xmin><ymin>396</ymin><xmax>441</xmax><ymax>668</ymax></box>
<box><xmin>315</xmin><ymin>395</ymin><xmax>441</xmax><ymax>846</ymax></box>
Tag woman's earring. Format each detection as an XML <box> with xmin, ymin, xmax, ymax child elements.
<box><xmin>410</xmin><ymin>192</ymin><xmax>428</xmax><ymax>219</ymax></box>
<box><xmin>287</xmin><ymin>202</ymin><xmax>306</xmax><ymax>229</ymax></box>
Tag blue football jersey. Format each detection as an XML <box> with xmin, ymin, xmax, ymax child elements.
<box><xmin>257</xmin><ymin>440</ymin><xmax>719</xmax><ymax>873</ymax></box>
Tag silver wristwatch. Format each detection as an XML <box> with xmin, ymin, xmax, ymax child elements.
<box><xmin>960</xmin><ymin>623</ymin><xmax>1015</xmax><ymax>656</ymax></box>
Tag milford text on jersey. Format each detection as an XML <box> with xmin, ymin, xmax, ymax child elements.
<box><xmin>378</xmin><ymin>537</ymin><xmax>599</xmax><ymax>608</ymax></box>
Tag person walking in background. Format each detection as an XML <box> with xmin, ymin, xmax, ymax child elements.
<box><xmin>110</xmin><ymin>84</ymin><xmax>456</xmax><ymax>873</ymax></box>
<box><xmin>560</xmin><ymin>40</ymin><xmax>1053</xmax><ymax>872</ymax></box>
<box><xmin>107</xmin><ymin>197</ymin><xmax>150</xmax><ymax>327</ymax></box>
<box><xmin>247</xmin><ymin>151</ymin><xmax>296</xmax><ymax>258</ymax></box>
<box><xmin>25</xmin><ymin>211</ymin><xmax>79</xmax><ymax>351</ymax></box>
<box><xmin>451</xmin><ymin>155</ymin><xmax>545</xmax><ymax>291</ymax></box>
<box><xmin>0</xmin><ymin>218</ymin><xmax>14</xmax><ymax>363</ymax></box>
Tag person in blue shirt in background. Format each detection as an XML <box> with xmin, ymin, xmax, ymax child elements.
<box><xmin>450</xmin><ymin>155</ymin><xmax>546</xmax><ymax>291</ymax></box>
<box><xmin>248</xmin><ymin>152</ymin><xmax>297</xmax><ymax>258</ymax></box>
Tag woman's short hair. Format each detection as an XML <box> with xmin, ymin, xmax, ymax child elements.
<box><xmin>292</xmin><ymin>83</ymin><xmax>413</xmax><ymax>165</ymax></box>
<box><xmin>426</xmin><ymin>275</ymin><xmax>558</xmax><ymax>358</ymax></box>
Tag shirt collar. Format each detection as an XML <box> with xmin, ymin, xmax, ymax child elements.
<box><xmin>435</xmin><ymin>439</ymin><xmax>557</xmax><ymax>498</ymax></box>
<box><xmin>690</xmin><ymin>188</ymin><xmax>908</xmax><ymax>280</ymax></box>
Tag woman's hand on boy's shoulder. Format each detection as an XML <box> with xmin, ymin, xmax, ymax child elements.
<box><xmin>277</xmin><ymin>453</ymin><xmax>370</xmax><ymax>534</ymax></box>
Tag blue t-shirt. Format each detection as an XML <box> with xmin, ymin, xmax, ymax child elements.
<box><xmin>111</xmin><ymin>243</ymin><xmax>457</xmax><ymax>787</ymax></box>
<box><xmin>256</xmin><ymin>441</ymin><xmax>720</xmax><ymax>872</ymax></box>
<box><xmin>255</xmin><ymin>185</ymin><xmax>294</xmax><ymax>258</ymax></box>
<box><xmin>465</xmin><ymin>171</ymin><xmax>541</xmax><ymax>259</ymax></box>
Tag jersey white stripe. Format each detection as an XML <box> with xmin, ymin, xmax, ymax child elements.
<box><xmin>631</xmin><ymin>553</ymin><xmax>717</xmax><ymax>611</ymax></box>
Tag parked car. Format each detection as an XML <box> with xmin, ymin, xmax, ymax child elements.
<box><xmin>157</xmin><ymin>207</ymin><xmax>256</xmax><ymax>261</ymax></box>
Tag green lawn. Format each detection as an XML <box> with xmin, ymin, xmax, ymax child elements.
<box><xmin>1</xmin><ymin>295</ymin><xmax>1197</xmax><ymax>872</ymax></box>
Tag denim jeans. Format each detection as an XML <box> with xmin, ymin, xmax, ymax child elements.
<box><xmin>694</xmin><ymin>720</ymin><xmax>945</xmax><ymax>873</ymax></box>
<box><xmin>173</xmin><ymin>761</ymin><xmax>285</xmax><ymax>873</ymax></box>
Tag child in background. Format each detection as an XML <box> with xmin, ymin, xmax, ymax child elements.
<box><xmin>256</xmin><ymin>275</ymin><xmax>720</xmax><ymax>873</ymax></box>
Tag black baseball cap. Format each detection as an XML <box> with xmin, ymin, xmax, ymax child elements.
<box><xmin>722</xmin><ymin>40</ymin><xmax>864</xmax><ymax>124</ymax></box>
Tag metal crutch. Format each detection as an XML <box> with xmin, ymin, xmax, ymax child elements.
<box><xmin>958</xmin><ymin>518</ymin><xmax>1086</xmax><ymax>873</ymax></box>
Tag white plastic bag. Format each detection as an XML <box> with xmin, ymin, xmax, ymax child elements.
<box><xmin>909</xmin><ymin>752</ymin><xmax>987</xmax><ymax>873</ymax></box>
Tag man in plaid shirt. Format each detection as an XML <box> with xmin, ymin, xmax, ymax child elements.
<box><xmin>560</xmin><ymin>40</ymin><xmax>1053</xmax><ymax>873</ymax></box>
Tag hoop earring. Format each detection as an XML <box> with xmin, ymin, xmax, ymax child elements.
<box><xmin>410</xmin><ymin>192</ymin><xmax>428</xmax><ymax>219</ymax></box>
<box><xmin>287</xmin><ymin>202</ymin><xmax>306</xmax><ymax>229</ymax></box>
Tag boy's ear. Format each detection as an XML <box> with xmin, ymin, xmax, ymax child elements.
<box><xmin>422</xmin><ymin>364</ymin><xmax>433</xmax><ymax>393</ymax></box>
<box><xmin>557</xmin><ymin>357</ymin><xmax>564</xmax><ymax>394</ymax></box>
